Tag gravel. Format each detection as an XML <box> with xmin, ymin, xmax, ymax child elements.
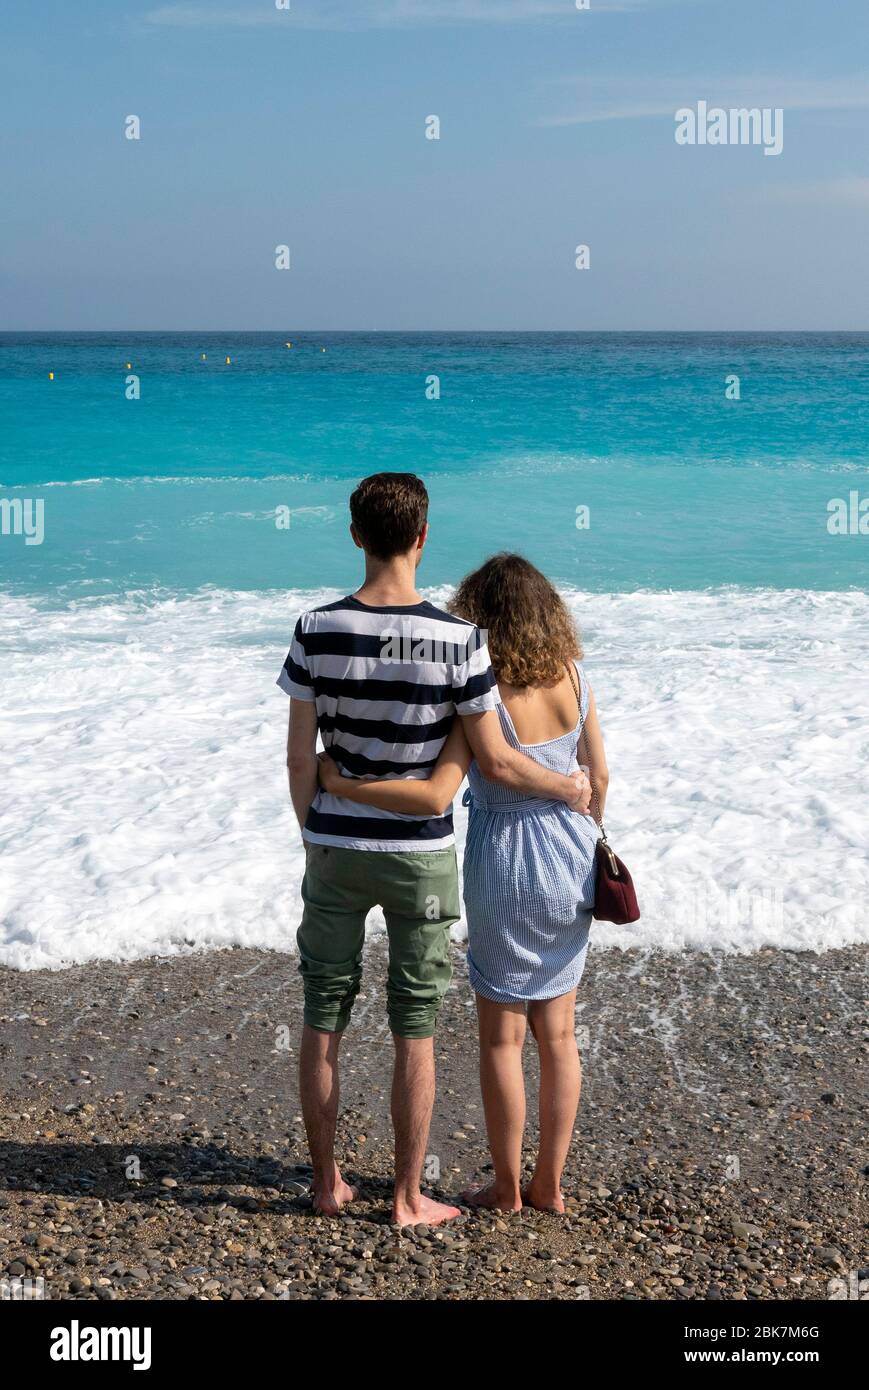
<box><xmin>0</xmin><ymin>940</ymin><xmax>866</xmax><ymax>1301</ymax></box>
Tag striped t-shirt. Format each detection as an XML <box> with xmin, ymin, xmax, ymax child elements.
<box><xmin>277</xmin><ymin>595</ymin><xmax>499</xmax><ymax>851</ymax></box>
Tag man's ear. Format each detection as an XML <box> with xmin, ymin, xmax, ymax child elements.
<box><xmin>350</xmin><ymin>524</ymin><xmax>364</xmax><ymax>550</ymax></box>
<box><xmin>417</xmin><ymin>521</ymin><xmax>429</xmax><ymax>551</ymax></box>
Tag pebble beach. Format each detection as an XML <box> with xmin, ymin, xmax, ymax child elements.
<box><xmin>1</xmin><ymin>941</ymin><xmax>865</xmax><ymax>1301</ymax></box>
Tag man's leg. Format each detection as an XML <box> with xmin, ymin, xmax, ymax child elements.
<box><xmin>298</xmin><ymin>1024</ymin><xmax>358</xmax><ymax>1215</ymax></box>
<box><xmin>380</xmin><ymin>848</ymin><xmax>461</xmax><ymax>1227</ymax></box>
<box><xmin>390</xmin><ymin>1034</ymin><xmax>456</xmax><ymax>1225</ymax></box>
<box><xmin>296</xmin><ymin>846</ymin><xmax>367</xmax><ymax>1214</ymax></box>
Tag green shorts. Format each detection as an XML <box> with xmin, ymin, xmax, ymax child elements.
<box><xmin>296</xmin><ymin>843</ymin><xmax>460</xmax><ymax>1040</ymax></box>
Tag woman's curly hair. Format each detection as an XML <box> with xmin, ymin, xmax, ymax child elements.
<box><xmin>449</xmin><ymin>553</ymin><xmax>582</xmax><ymax>689</ymax></box>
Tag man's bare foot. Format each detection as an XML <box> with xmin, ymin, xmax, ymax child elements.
<box><xmin>522</xmin><ymin>1183</ymin><xmax>565</xmax><ymax>1214</ymax></box>
<box><xmin>392</xmin><ymin>1193</ymin><xmax>461</xmax><ymax>1228</ymax></box>
<box><xmin>459</xmin><ymin>1182</ymin><xmax>522</xmax><ymax>1213</ymax></box>
<box><xmin>311</xmin><ymin>1170</ymin><xmax>359</xmax><ymax>1216</ymax></box>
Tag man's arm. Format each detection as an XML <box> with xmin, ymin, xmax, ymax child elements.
<box><xmin>460</xmin><ymin>709</ymin><xmax>591</xmax><ymax>811</ymax></box>
<box><xmin>287</xmin><ymin>699</ymin><xmax>319</xmax><ymax>832</ymax></box>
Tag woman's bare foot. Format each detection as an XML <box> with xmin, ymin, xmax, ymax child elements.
<box><xmin>522</xmin><ymin>1183</ymin><xmax>565</xmax><ymax>1214</ymax></box>
<box><xmin>459</xmin><ymin>1181</ymin><xmax>522</xmax><ymax>1213</ymax></box>
<box><xmin>311</xmin><ymin>1169</ymin><xmax>359</xmax><ymax>1216</ymax></box>
<box><xmin>393</xmin><ymin>1193</ymin><xmax>461</xmax><ymax>1228</ymax></box>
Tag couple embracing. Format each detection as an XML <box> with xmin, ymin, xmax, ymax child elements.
<box><xmin>280</xmin><ymin>472</ymin><xmax>608</xmax><ymax>1226</ymax></box>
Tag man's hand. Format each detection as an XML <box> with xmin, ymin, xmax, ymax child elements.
<box><xmin>567</xmin><ymin>768</ymin><xmax>593</xmax><ymax>815</ymax></box>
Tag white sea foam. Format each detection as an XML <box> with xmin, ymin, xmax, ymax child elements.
<box><xmin>6</xmin><ymin>450</ymin><xmax>865</xmax><ymax>490</ymax></box>
<box><xmin>1</xmin><ymin>474</ymin><xmax>316</xmax><ymax>490</ymax></box>
<box><xmin>0</xmin><ymin>585</ymin><xmax>867</xmax><ymax>970</ymax></box>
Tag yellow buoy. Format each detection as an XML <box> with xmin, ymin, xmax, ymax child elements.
<box><xmin>48</xmin><ymin>371</ymin><xmax>54</xmax><ymax>380</ymax></box>
<box><xmin>201</xmin><ymin>353</ymin><xmax>206</xmax><ymax>360</ymax></box>
<box><xmin>126</xmin><ymin>362</ymin><xmax>132</xmax><ymax>369</ymax></box>
<box><xmin>285</xmin><ymin>342</ymin><xmax>292</xmax><ymax>348</ymax></box>
<box><xmin>225</xmin><ymin>356</ymin><xmax>231</xmax><ymax>364</ymax></box>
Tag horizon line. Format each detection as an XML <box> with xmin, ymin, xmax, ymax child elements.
<box><xmin>2</xmin><ymin>327</ymin><xmax>868</xmax><ymax>335</ymax></box>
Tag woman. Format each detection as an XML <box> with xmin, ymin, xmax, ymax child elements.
<box><xmin>318</xmin><ymin>554</ymin><xmax>609</xmax><ymax>1214</ymax></box>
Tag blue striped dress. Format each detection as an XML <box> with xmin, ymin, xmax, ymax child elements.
<box><xmin>462</xmin><ymin>662</ymin><xmax>599</xmax><ymax>1003</ymax></box>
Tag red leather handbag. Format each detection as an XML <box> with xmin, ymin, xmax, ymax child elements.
<box><xmin>566</xmin><ymin>665</ymin><xmax>641</xmax><ymax>926</ymax></box>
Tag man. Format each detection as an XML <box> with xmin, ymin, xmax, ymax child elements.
<box><xmin>279</xmin><ymin>472</ymin><xmax>590</xmax><ymax>1226</ymax></box>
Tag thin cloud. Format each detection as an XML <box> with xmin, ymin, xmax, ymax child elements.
<box><xmin>145</xmin><ymin>4</ymin><xmax>275</xmax><ymax>25</ymax></box>
<box><xmin>144</xmin><ymin>0</ymin><xmax>645</xmax><ymax>32</ymax></box>
<box><xmin>765</xmin><ymin>177</ymin><xmax>869</xmax><ymax>207</ymax></box>
<box><xmin>540</xmin><ymin>75</ymin><xmax>869</xmax><ymax>126</ymax></box>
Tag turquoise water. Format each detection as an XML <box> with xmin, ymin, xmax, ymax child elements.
<box><xmin>1</xmin><ymin>331</ymin><xmax>867</xmax><ymax>597</ymax></box>
<box><xmin>2</xmin><ymin>333</ymin><xmax>868</xmax><ymax>968</ymax></box>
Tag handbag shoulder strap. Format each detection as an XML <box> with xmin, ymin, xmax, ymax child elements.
<box><xmin>565</xmin><ymin>660</ymin><xmax>583</xmax><ymax>718</ymax></box>
<box><xmin>566</xmin><ymin>663</ymin><xmax>622</xmax><ymax>878</ymax></box>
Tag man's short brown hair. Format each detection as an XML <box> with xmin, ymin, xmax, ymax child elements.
<box><xmin>349</xmin><ymin>472</ymin><xmax>429</xmax><ymax>560</ymax></box>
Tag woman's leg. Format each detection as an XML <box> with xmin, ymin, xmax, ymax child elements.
<box><xmin>461</xmin><ymin>995</ymin><xmax>527</xmax><ymax>1211</ymax></box>
<box><xmin>525</xmin><ymin>990</ymin><xmax>580</xmax><ymax>1212</ymax></box>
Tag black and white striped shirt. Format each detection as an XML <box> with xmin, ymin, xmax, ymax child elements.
<box><xmin>278</xmin><ymin>595</ymin><xmax>499</xmax><ymax>850</ymax></box>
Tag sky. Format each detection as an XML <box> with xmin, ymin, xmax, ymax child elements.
<box><xmin>1</xmin><ymin>0</ymin><xmax>868</xmax><ymax>329</ymax></box>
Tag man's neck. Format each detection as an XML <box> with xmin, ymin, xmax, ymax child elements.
<box><xmin>353</xmin><ymin>555</ymin><xmax>421</xmax><ymax>608</ymax></box>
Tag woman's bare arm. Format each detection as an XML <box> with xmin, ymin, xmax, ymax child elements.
<box><xmin>579</xmin><ymin>684</ymin><xmax>609</xmax><ymax>819</ymax></box>
<box><xmin>318</xmin><ymin>718</ymin><xmax>473</xmax><ymax>817</ymax></box>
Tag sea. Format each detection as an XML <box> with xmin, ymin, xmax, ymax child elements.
<box><xmin>1</xmin><ymin>331</ymin><xmax>867</xmax><ymax>968</ymax></box>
